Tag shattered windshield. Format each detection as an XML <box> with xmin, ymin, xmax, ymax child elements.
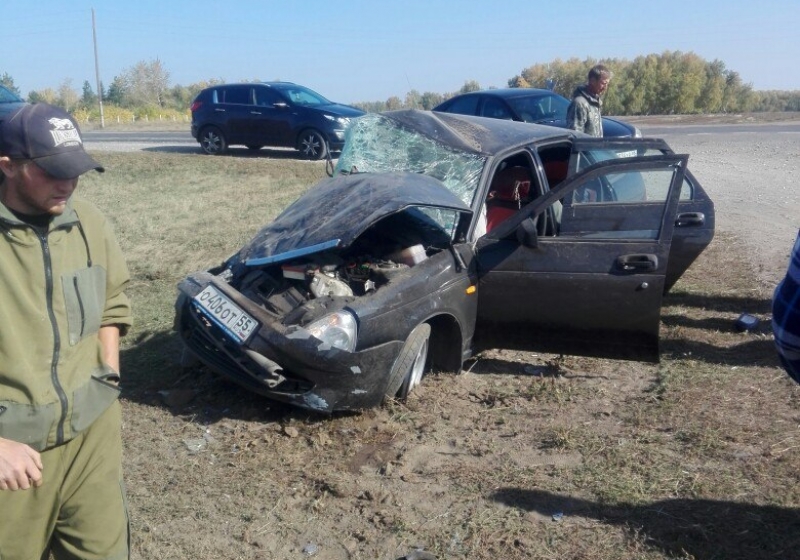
<box><xmin>335</xmin><ymin>113</ymin><xmax>486</xmax><ymax>207</ymax></box>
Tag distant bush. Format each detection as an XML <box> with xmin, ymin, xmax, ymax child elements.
<box><xmin>72</xmin><ymin>104</ymin><xmax>189</xmax><ymax>125</ymax></box>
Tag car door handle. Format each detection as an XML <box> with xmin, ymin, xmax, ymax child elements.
<box><xmin>214</xmin><ymin>108</ymin><xmax>226</xmax><ymax>112</ymax></box>
<box><xmin>676</xmin><ymin>212</ymin><xmax>705</xmax><ymax>227</ymax></box>
<box><xmin>616</xmin><ymin>254</ymin><xmax>658</xmax><ymax>272</ymax></box>
<box><xmin>250</xmin><ymin>111</ymin><xmax>262</xmax><ymax>115</ymax></box>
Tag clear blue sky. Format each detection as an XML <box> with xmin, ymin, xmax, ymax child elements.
<box><xmin>3</xmin><ymin>0</ymin><xmax>798</xmax><ymax>104</ymax></box>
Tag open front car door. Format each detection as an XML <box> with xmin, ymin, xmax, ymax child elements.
<box><xmin>474</xmin><ymin>154</ymin><xmax>688</xmax><ymax>362</ymax></box>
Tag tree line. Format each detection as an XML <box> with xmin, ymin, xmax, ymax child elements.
<box><xmin>2</xmin><ymin>51</ymin><xmax>798</xmax><ymax>122</ymax></box>
<box><xmin>358</xmin><ymin>52</ymin><xmax>798</xmax><ymax>115</ymax></box>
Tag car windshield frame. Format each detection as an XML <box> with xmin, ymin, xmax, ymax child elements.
<box><xmin>335</xmin><ymin>113</ymin><xmax>488</xmax><ymax>208</ymax></box>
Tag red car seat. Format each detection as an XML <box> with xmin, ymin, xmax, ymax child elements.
<box><xmin>543</xmin><ymin>159</ymin><xmax>568</xmax><ymax>187</ymax></box>
<box><xmin>485</xmin><ymin>167</ymin><xmax>532</xmax><ymax>232</ymax></box>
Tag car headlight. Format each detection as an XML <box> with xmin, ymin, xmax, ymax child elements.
<box><xmin>306</xmin><ymin>310</ymin><xmax>357</xmax><ymax>352</ymax></box>
<box><xmin>323</xmin><ymin>114</ymin><xmax>350</xmax><ymax>126</ymax></box>
<box><xmin>633</xmin><ymin>126</ymin><xmax>643</xmax><ymax>138</ymax></box>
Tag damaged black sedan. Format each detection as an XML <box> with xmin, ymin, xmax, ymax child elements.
<box><xmin>175</xmin><ymin>110</ymin><xmax>714</xmax><ymax>412</ymax></box>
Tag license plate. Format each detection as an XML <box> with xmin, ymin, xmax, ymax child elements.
<box><xmin>192</xmin><ymin>284</ymin><xmax>258</xmax><ymax>343</ymax></box>
<box><xmin>616</xmin><ymin>149</ymin><xmax>637</xmax><ymax>158</ymax></box>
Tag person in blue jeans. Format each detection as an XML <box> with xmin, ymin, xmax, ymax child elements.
<box><xmin>772</xmin><ymin>230</ymin><xmax>800</xmax><ymax>383</ymax></box>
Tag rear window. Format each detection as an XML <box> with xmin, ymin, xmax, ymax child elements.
<box><xmin>221</xmin><ymin>86</ymin><xmax>252</xmax><ymax>105</ymax></box>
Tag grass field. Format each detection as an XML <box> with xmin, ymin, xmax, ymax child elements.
<box><xmin>76</xmin><ymin>150</ymin><xmax>800</xmax><ymax>560</ymax></box>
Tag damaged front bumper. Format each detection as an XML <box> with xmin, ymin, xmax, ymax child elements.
<box><xmin>175</xmin><ymin>272</ymin><xmax>402</xmax><ymax>413</ymax></box>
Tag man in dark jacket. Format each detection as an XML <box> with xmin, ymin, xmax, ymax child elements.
<box><xmin>567</xmin><ymin>64</ymin><xmax>612</xmax><ymax>137</ymax></box>
<box><xmin>773</xmin><ymin>230</ymin><xmax>800</xmax><ymax>383</ymax></box>
<box><xmin>0</xmin><ymin>103</ymin><xmax>132</xmax><ymax>559</ymax></box>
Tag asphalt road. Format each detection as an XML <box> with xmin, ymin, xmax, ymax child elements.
<box><xmin>82</xmin><ymin>130</ymin><xmax>196</xmax><ymax>153</ymax></box>
<box><xmin>81</xmin><ymin>122</ymin><xmax>800</xmax><ymax>152</ymax></box>
<box><xmin>642</xmin><ymin>123</ymin><xmax>800</xmax><ymax>136</ymax></box>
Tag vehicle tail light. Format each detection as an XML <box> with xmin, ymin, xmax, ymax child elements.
<box><xmin>190</xmin><ymin>100</ymin><xmax>202</xmax><ymax>112</ymax></box>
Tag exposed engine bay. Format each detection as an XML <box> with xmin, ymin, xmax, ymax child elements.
<box><xmin>229</xmin><ymin>207</ymin><xmax>455</xmax><ymax>326</ymax></box>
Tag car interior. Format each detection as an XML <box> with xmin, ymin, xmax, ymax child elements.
<box><xmin>485</xmin><ymin>166</ymin><xmax>532</xmax><ymax>232</ymax></box>
<box><xmin>481</xmin><ymin>144</ymin><xmax>572</xmax><ymax>237</ymax></box>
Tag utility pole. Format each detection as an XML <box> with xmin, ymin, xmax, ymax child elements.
<box><xmin>92</xmin><ymin>8</ymin><xmax>105</xmax><ymax>128</ymax></box>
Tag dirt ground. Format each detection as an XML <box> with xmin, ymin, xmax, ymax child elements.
<box><xmin>118</xmin><ymin>118</ymin><xmax>800</xmax><ymax>560</ymax></box>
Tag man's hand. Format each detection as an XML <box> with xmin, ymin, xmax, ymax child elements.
<box><xmin>0</xmin><ymin>437</ymin><xmax>43</xmax><ymax>490</ymax></box>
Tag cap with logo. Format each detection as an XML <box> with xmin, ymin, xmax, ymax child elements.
<box><xmin>0</xmin><ymin>103</ymin><xmax>103</xmax><ymax>179</ymax></box>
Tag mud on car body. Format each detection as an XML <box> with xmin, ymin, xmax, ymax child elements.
<box><xmin>175</xmin><ymin>110</ymin><xmax>714</xmax><ymax>413</ymax></box>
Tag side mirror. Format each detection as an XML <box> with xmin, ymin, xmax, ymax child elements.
<box><xmin>516</xmin><ymin>217</ymin><xmax>539</xmax><ymax>248</ymax></box>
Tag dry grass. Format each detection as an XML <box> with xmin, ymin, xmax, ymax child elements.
<box><xmin>76</xmin><ymin>151</ymin><xmax>800</xmax><ymax>560</ymax></box>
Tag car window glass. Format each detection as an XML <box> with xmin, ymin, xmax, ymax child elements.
<box><xmin>538</xmin><ymin>145</ymin><xmax>571</xmax><ymax>188</ymax></box>
<box><xmin>561</xmin><ymin>167</ymin><xmax>679</xmax><ymax>239</ymax></box>
<box><xmin>417</xmin><ymin>207</ymin><xmax>461</xmax><ymax>237</ymax></box>
<box><xmin>481</xmin><ymin>98</ymin><xmax>513</xmax><ymax>120</ymax></box>
<box><xmin>442</xmin><ymin>96</ymin><xmax>479</xmax><ymax>115</ymax></box>
<box><xmin>677</xmin><ymin>175</ymin><xmax>694</xmax><ymax>200</ymax></box>
<box><xmin>576</xmin><ymin>147</ymin><xmax>692</xmax><ymax>200</ymax></box>
<box><xmin>276</xmin><ymin>85</ymin><xmax>329</xmax><ymax>106</ymax></box>
<box><xmin>508</xmin><ymin>93</ymin><xmax>568</xmax><ymax>123</ymax></box>
<box><xmin>222</xmin><ymin>86</ymin><xmax>252</xmax><ymax>105</ymax></box>
<box><xmin>255</xmin><ymin>88</ymin><xmax>281</xmax><ymax>107</ymax></box>
<box><xmin>0</xmin><ymin>86</ymin><xmax>23</xmax><ymax>103</ymax></box>
<box><xmin>538</xmin><ymin>94</ymin><xmax>569</xmax><ymax>119</ymax></box>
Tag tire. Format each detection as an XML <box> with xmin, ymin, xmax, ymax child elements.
<box><xmin>385</xmin><ymin>323</ymin><xmax>431</xmax><ymax>400</ymax></box>
<box><xmin>297</xmin><ymin>129</ymin><xmax>327</xmax><ymax>160</ymax></box>
<box><xmin>199</xmin><ymin>126</ymin><xmax>227</xmax><ymax>155</ymax></box>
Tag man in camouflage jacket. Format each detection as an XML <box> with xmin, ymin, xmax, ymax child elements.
<box><xmin>567</xmin><ymin>64</ymin><xmax>612</xmax><ymax>137</ymax></box>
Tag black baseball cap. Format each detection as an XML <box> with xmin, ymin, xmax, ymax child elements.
<box><xmin>0</xmin><ymin>103</ymin><xmax>104</xmax><ymax>179</ymax></box>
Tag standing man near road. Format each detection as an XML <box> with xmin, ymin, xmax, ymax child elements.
<box><xmin>0</xmin><ymin>103</ymin><xmax>132</xmax><ymax>559</ymax></box>
<box><xmin>566</xmin><ymin>64</ymin><xmax>613</xmax><ymax>137</ymax></box>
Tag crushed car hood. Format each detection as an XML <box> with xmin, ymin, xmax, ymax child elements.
<box><xmin>238</xmin><ymin>172</ymin><xmax>472</xmax><ymax>265</ymax></box>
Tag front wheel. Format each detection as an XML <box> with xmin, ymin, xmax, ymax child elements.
<box><xmin>385</xmin><ymin>323</ymin><xmax>431</xmax><ymax>400</ymax></box>
<box><xmin>297</xmin><ymin>129</ymin><xmax>327</xmax><ymax>160</ymax></box>
<box><xmin>199</xmin><ymin>126</ymin><xmax>227</xmax><ymax>155</ymax></box>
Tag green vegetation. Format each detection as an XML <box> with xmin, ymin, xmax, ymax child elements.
<box><xmin>3</xmin><ymin>51</ymin><xmax>800</xmax><ymax>125</ymax></box>
<box><xmin>511</xmin><ymin>52</ymin><xmax>755</xmax><ymax>115</ymax></box>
